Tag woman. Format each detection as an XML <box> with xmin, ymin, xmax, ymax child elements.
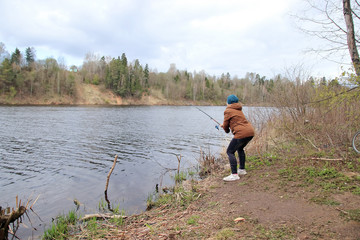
<box><xmin>220</xmin><ymin>94</ymin><xmax>255</xmax><ymax>181</ymax></box>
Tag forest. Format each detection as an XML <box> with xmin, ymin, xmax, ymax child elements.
<box><xmin>0</xmin><ymin>42</ymin><xmax>343</xmax><ymax>106</ymax></box>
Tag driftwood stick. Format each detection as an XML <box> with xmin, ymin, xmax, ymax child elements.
<box><xmin>105</xmin><ymin>155</ymin><xmax>118</xmax><ymax>194</ymax></box>
<box><xmin>176</xmin><ymin>154</ymin><xmax>182</xmax><ymax>176</ymax></box>
<box><xmin>80</xmin><ymin>213</ymin><xmax>127</xmax><ymax>221</ymax></box>
<box><xmin>30</xmin><ymin>195</ymin><xmax>40</xmax><ymax>210</ymax></box>
<box><xmin>304</xmin><ymin>157</ymin><xmax>343</xmax><ymax>161</ymax></box>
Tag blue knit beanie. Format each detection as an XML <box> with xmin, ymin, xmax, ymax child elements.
<box><xmin>227</xmin><ymin>94</ymin><xmax>239</xmax><ymax>104</ymax></box>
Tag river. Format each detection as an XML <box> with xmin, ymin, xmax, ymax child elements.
<box><xmin>0</xmin><ymin>105</ymin><xmax>265</xmax><ymax>239</ymax></box>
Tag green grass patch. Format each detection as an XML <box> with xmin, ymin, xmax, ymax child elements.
<box><xmin>86</xmin><ymin>217</ymin><xmax>99</xmax><ymax>235</ymax></box>
<box><xmin>247</xmin><ymin>156</ymin><xmax>273</xmax><ymax>170</ymax></box>
<box><xmin>318</xmin><ymin>167</ymin><xmax>341</xmax><ymax>179</ymax></box>
<box><xmin>214</xmin><ymin>228</ymin><xmax>236</xmax><ymax>239</ymax></box>
<box><xmin>175</xmin><ymin>171</ymin><xmax>188</xmax><ymax>183</ymax></box>
<box><xmin>254</xmin><ymin>225</ymin><xmax>295</xmax><ymax>239</ymax></box>
<box><xmin>340</xmin><ymin>209</ymin><xmax>360</xmax><ymax>222</ymax></box>
<box><xmin>347</xmin><ymin>209</ymin><xmax>360</xmax><ymax>222</ymax></box>
<box><xmin>274</xmin><ymin>161</ymin><xmax>360</xmax><ymax>195</ymax></box>
<box><xmin>278</xmin><ymin>168</ymin><xmax>296</xmax><ymax>181</ymax></box>
<box><xmin>187</xmin><ymin>215</ymin><xmax>200</xmax><ymax>225</ymax></box>
<box><xmin>147</xmin><ymin>185</ymin><xmax>201</xmax><ymax>210</ymax></box>
<box><xmin>310</xmin><ymin>196</ymin><xmax>340</xmax><ymax>206</ymax></box>
<box><xmin>42</xmin><ymin>210</ymin><xmax>78</xmax><ymax>240</ymax></box>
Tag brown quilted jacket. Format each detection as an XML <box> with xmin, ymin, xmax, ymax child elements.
<box><xmin>222</xmin><ymin>102</ymin><xmax>255</xmax><ymax>139</ymax></box>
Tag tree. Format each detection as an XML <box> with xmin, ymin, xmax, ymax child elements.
<box><xmin>25</xmin><ymin>47</ymin><xmax>36</xmax><ymax>69</ymax></box>
<box><xmin>0</xmin><ymin>58</ymin><xmax>15</xmax><ymax>93</ymax></box>
<box><xmin>144</xmin><ymin>64</ymin><xmax>149</xmax><ymax>88</ymax></box>
<box><xmin>343</xmin><ymin>0</ymin><xmax>360</xmax><ymax>76</ymax></box>
<box><xmin>10</xmin><ymin>48</ymin><xmax>22</xmax><ymax>66</ymax></box>
<box><xmin>0</xmin><ymin>42</ymin><xmax>9</xmax><ymax>62</ymax></box>
<box><xmin>82</xmin><ymin>52</ymin><xmax>101</xmax><ymax>84</ymax></box>
<box><xmin>120</xmin><ymin>53</ymin><xmax>129</xmax><ymax>95</ymax></box>
<box><xmin>296</xmin><ymin>0</ymin><xmax>360</xmax><ymax>77</ymax></box>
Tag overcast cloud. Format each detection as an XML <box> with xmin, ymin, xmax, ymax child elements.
<box><xmin>0</xmin><ymin>0</ymin><xmax>352</xmax><ymax>78</ymax></box>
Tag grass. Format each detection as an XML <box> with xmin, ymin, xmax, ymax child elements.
<box><xmin>339</xmin><ymin>209</ymin><xmax>360</xmax><ymax>222</ymax></box>
<box><xmin>347</xmin><ymin>209</ymin><xmax>360</xmax><ymax>222</ymax></box>
<box><xmin>246</xmin><ymin>155</ymin><xmax>274</xmax><ymax>171</ymax></box>
<box><xmin>187</xmin><ymin>215</ymin><xmax>200</xmax><ymax>225</ymax></box>
<box><xmin>42</xmin><ymin>198</ymin><xmax>127</xmax><ymax>239</ymax></box>
<box><xmin>86</xmin><ymin>217</ymin><xmax>98</xmax><ymax>235</ymax></box>
<box><xmin>175</xmin><ymin>171</ymin><xmax>188</xmax><ymax>182</ymax></box>
<box><xmin>42</xmin><ymin>210</ymin><xmax>78</xmax><ymax>240</ymax></box>
<box><xmin>214</xmin><ymin>228</ymin><xmax>235</xmax><ymax>239</ymax></box>
<box><xmin>274</xmin><ymin>159</ymin><xmax>360</xmax><ymax>196</ymax></box>
<box><xmin>310</xmin><ymin>195</ymin><xmax>341</xmax><ymax>205</ymax></box>
<box><xmin>146</xmin><ymin>169</ymin><xmax>202</xmax><ymax>211</ymax></box>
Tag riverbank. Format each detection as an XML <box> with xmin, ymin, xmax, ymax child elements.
<box><xmin>44</xmin><ymin>147</ymin><xmax>360</xmax><ymax>239</ymax></box>
<box><xmin>0</xmin><ymin>83</ymin><xmax>221</xmax><ymax>106</ymax></box>
<box><xmin>34</xmin><ymin>98</ymin><xmax>360</xmax><ymax>239</ymax></box>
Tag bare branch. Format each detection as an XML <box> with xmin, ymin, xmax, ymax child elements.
<box><xmin>355</xmin><ymin>0</ymin><xmax>360</xmax><ymax>7</ymax></box>
<box><xmin>293</xmin><ymin>0</ymin><xmax>360</xmax><ymax>70</ymax></box>
<box><xmin>351</xmin><ymin>8</ymin><xmax>360</xmax><ymax>20</ymax></box>
<box><xmin>325</xmin><ymin>1</ymin><xmax>348</xmax><ymax>34</ymax></box>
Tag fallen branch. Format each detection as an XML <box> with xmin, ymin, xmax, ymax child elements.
<box><xmin>336</xmin><ymin>207</ymin><xmax>349</xmax><ymax>215</ymax></box>
<box><xmin>303</xmin><ymin>157</ymin><xmax>344</xmax><ymax>161</ymax></box>
<box><xmin>80</xmin><ymin>213</ymin><xmax>127</xmax><ymax>221</ymax></box>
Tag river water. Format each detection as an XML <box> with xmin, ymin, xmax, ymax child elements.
<box><xmin>0</xmin><ymin>105</ymin><xmax>264</xmax><ymax>238</ymax></box>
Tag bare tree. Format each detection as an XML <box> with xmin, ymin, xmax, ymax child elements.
<box><xmin>295</xmin><ymin>0</ymin><xmax>360</xmax><ymax>76</ymax></box>
<box><xmin>343</xmin><ymin>0</ymin><xmax>360</xmax><ymax>76</ymax></box>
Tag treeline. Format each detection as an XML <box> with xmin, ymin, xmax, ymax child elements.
<box><xmin>0</xmin><ymin>44</ymin><xmax>76</xmax><ymax>99</ymax></box>
<box><xmin>0</xmin><ymin>43</ymin><xmax>350</xmax><ymax>105</ymax></box>
<box><xmin>78</xmin><ymin>51</ymin><xmax>280</xmax><ymax>104</ymax></box>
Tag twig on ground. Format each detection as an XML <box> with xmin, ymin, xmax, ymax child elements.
<box><xmin>303</xmin><ymin>157</ymin><xmax>343</xmax><ymax>161</ymax></box>
<box><xmin>336</xmin><ymin>208</ymin><xmax>349</xmax><ymax>215</ymax></box>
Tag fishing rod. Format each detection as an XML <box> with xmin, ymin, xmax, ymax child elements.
<box><xmin>195</xmin><ymin>106</ymin><xmax>221</xmax><ymax>130</ymax></box>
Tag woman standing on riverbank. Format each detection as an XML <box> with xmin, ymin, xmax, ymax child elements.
<box><xmin>220</xmin><ymin>94</ymin><xmax>255</xmax><ymax>181</ymax></box>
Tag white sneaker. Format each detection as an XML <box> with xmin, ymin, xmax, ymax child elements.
<box><xmin>223</xmin><ymin>174</ymin><xmax>240</xmax><ymax>181</ymax></box>
<box><xmin>238</xmin><ymin>169</ymin><xmax>247</xmax><ymax>175</ymax></box>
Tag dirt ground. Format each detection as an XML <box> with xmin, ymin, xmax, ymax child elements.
<box><xmin>111</xmin><ymin>157</ymin><xmax>360</xmax><ymax>240</ymax></box>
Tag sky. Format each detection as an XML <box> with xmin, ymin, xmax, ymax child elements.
<box><xmin>0</xmin><ymin>0</ymin><xmax>353</xmax><ymax>79</ymax></box>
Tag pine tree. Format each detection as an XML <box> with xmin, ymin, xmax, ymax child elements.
<box><xmin>0</xmin><ymin>58</ymin><xmax>15</xmax><ymax>93</ymax></box>
<box><xmin>25</xmin><ymin>47</ymin><xmax>35</xmax><ymax>69</ymax></box>
<box><xmin>10</xmin><ymin>48</ymin><xmax>22</xmax><ymax>66</ymax></box>
<box><xmin>144</xmin><ymin>64</ymin><xmax>149</xmax><ymax>88</ymax></box>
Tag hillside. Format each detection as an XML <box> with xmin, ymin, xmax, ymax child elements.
<box><xmin>0</xmin><ymin>82</ymin><xmax>181</xmax><ymax>106</ymax></box>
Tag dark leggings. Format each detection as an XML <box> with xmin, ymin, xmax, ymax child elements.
<box><xmin>226</xmin><ymin>136</ymin><xmax>253</xmax><ymax>174</ymax></box>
